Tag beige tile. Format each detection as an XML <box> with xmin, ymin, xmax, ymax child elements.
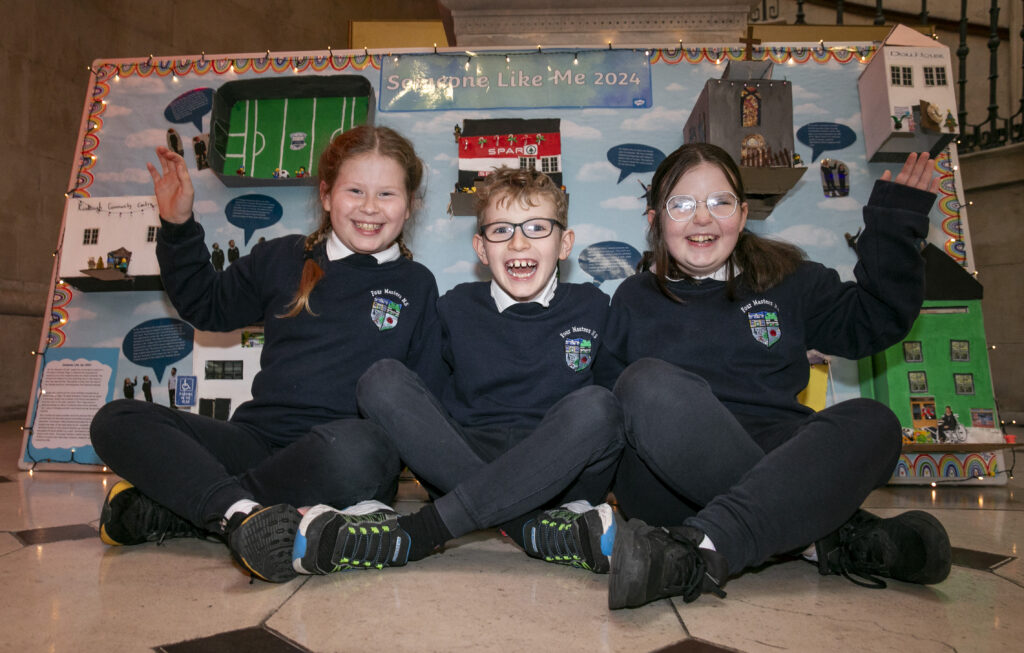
<box><xmin>0</xmin><ymin>536</ymin><xmax>304</xmax><ymax>652</ymax></box>
<box><xmin>271</xmin><ymin>532</ymin><xmax>685</xmax><ymax>652</ymax></box>
<box><xmin>678</xmin><ymin>560</ymin><xmax>1024</xmax><ymax>653</ymax></box>
<box><xmin>0</xmin><ymin>471</ymin><xmax>113</xmax><ymax>531</ymax></box>
<box><xmin>0</xmin><ymin>531</ymin><xmax>21</xmax><ymax>556</ymax></box>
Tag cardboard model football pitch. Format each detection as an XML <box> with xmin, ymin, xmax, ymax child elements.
<box><xmin>209</xmin><ymin>75</ymin><xmax>374</xmax><ymax>186</ymax></box>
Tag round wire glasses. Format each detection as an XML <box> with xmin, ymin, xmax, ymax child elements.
<box><xmin>665</xmin><ymin>191</ymin><xmax>740</xmax><ymax>222</ymax></box>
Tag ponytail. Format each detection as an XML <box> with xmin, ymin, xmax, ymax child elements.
<box><xmin>278</xmin><ymin>225</ymin><xmax>330</xmax><ymax>318</ymax></box>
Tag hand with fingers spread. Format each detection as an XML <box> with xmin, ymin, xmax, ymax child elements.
<box><xmin>146</xmin><ymin>146</ymin><xmax>194</xmax><ymax>224</ymax></box>
<box><xmin>880</xmin><ymin>152</ymin><xmax>942</xmax><ymax>195</ymax></box>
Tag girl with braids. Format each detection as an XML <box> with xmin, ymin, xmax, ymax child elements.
<box><xmin>597</xmin><ymin>144</ymin><xmax>953</xmax><ymax>609</ymax></box>
<box><xmin>90</xmin><ymin>125</ymin><xmax>444</xmax><ymax>584</ymax></box>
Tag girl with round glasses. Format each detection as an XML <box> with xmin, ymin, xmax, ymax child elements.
<box><xmin>597</xmin><ymin>142</ymin><xmax>952</xmax><ymax>609</ymax></box>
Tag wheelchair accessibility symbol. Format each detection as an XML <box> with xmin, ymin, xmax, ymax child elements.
<box><xmin>175</xmin><ymin>375</ymin><xmax>197</xmax><ymax>407</ymax></box>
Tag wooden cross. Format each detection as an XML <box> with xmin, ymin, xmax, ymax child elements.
<box><xmin>740</xmin><ymin>25</ymin><xmax>761</xmax><ymax>61</ymax></box>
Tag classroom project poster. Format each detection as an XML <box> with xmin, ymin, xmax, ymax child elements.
<box><xmin>23</xmin><ymin>43</ymin><xmax>969</xmax><ymax>468</ymax></box>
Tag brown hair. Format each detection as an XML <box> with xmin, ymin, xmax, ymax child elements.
<box><xmin>280</xmin><ymin>125</ymin><xmax>424</xmax><ymax>317</ymax></box>
<box><xmin>472</xmin><ymin>166</ymin><xmax>568</xmax><ymax>229</ymax></box>
<box><xmin>643</xmin><ymin>142</ymin><xmax>805</xmax><ymax>302</ymax></box>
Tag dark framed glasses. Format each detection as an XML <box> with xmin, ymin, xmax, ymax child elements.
<box><xmin>666</xmin><ymin>191</ymin><xmax>740</xmax><ymax>222</ymax></box>
<box><xmin>479</xmin><ymin>218</ymin><xmax>563</xmax><ymax>243</ymax></box>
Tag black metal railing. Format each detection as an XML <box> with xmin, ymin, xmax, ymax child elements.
<box><xmin>751</xmin><ymin>0</ymin><xmax>1024</xmax><ymax>152</ymax></box>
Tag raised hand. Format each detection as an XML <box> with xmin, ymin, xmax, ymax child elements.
<box><xmin>880</xmin><ymin>152</ymin><xmax>941</xmax><ymax>195</ymax></box>
<box><xmin>146</xmin><ymin>146</ymin><xmax>194</xmax><ymax>224</ymax></box>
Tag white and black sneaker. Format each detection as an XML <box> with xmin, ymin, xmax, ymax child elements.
<box><xmin>292</xmin><ymin>500</ymin><xmax>410</xmax><ymax>575</ymax></box>
<box><xmin>523</xmin><ymin>501</ymin><xmax>617</xmax><ymax>573</ymax></box>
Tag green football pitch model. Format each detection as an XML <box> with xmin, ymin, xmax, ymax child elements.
<box><xmin>222</xmin><ymin>95</ymin><xmax>370</xmax><ymax>180</ymax></box>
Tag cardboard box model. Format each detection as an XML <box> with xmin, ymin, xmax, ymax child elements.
<box><xmin>859</xmin><ymin>244</ymin><xmax>1000</xmax><ymax>446</ymax></box>
<box><xmin>208</xmin><ymin>75</ymin><xmax>374</xmax><ymax>187</ymax></box>
<box><xmin>449</xmin><ymin>118</ymin><xmax>565</xmax><ymax>216</ymax></box>
<box><xmin>683</xmin><ymin>60</ymin><xmax>806</xmax><ymax>220</ymax></box>
<box><xmin>858</xmin><ymin>24</ymin><xmax>959</xmax><ymax>162</ymax></box>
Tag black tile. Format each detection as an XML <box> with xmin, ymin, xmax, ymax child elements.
<box><xmin>14</xmin><ymin>524</ymin><xmax>97</xmax><ymax>545</ymax></box>
<box><xmin>951</xmin><ymin>546</ymin><xmax>1016</xmax><ymax>571</ymax></box>
<box><xmin>159</xmin><ymin>627</ymin><xmax>306</xmax><ymax>653</ymax></box>
<box><xmin>653</xmin><ymin>639</ymin><xmax>743</xmax><ymax>653</ymax></box>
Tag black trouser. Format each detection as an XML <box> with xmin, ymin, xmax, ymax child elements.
<box><xmin>612</xmin><ymin>358</ymin><xmax>901</xmax><ymax>575</ymax></box>
<box><xmin>90</xmin><ymin>400</ymin><xmax>400</xmax><ymax>531</ymax></box>
<box><xmin>357</xmin><ymin>359</ymin><xmax>625</xmax><ymax>540</ymax></box>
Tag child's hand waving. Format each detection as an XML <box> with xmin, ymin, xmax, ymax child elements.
<box><xmin>147</xmin><ymin>146</ymin><xmax>195</xmax><ymax>224</ymax></box>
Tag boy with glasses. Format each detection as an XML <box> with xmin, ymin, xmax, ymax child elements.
<box><xmin>292</xmin><ymin>167</ymin><xmax>624</xmax><ymax>576</ymax></box>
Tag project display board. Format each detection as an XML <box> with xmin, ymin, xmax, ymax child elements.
<box><xmin>23</xmin><ymin>41</ymin><xmax>984</xmax><ymax>481</ymax></box>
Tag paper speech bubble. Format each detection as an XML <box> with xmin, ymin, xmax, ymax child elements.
<box><xmin>796</xmin><ymin>122</ymin><xmax>857</xmax><ymax>162</ymax></box>
<box><xmin>163</xmin><ymin>88</ymin><xmax>214</xmax><ymax>132</ymax></box>
<box><xmin>121</xmin><ymin>318</ymin><xmax>194</xmax><ymax>382</ymax></box>
<box><xmin>578</xmin><ymin>241</ymin><xmax>642</xmax><ymax>286</ymax></box>
<box><xmin>225</xmin><ymin>194</ymin><xmax>284</xmax><ymax>245</ymax></box>
<box><xmin>607</xmin><ymin>144</ymin><xmax>666</xmax><ymax>184</ymax></box>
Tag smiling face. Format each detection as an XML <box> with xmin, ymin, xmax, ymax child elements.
<box><xmin>650</xmin><ymin>162</ymin><xmax>748</xmax><ymax>278</ymax></box>
<box><xmin>472</xmin><ymin>192</ymin><xmax>574</xmax><ymax>302</ymax></box>
<box><xmin>320</xmin><ymin>152</ymin><xmax>411</xmax><ymax>255</ymax></box>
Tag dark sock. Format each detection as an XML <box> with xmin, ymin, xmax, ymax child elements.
<box><xmin>397</xmin><ymin>505</ymin><xmax>452</xmax><ymax>562</ymax></box>
<box><xmin>498</xmin><ymin>513</ymin><xmax>535</xmax><ymax>550</ymax></box>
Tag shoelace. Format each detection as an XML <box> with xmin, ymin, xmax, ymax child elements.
<box><xmin>663</xmin><ymin>529</ymin><xmax>727</xmax><ymax>602</ymax></box>
<box><xmin>332</xmin><ymin>520</ymin><xmax>399</xmax><ymax>570</ymax></box>
<box><xmin>535</xmin><ymin>513</ymin><xmax>586</xmax><ymax>567</ymax></box>
<box><xmin>139</xmin><ymin>500</ymin><xmax>199</xmax><ymax>545</ymax></box>
<box><xmin>832</xmin><ymin>525</ymin><xmax>889</xmax><ymax>589</ymax></box>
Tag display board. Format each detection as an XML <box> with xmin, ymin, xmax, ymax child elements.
<box><xmin>21</xmin><ymin>41</ymin><xmax>978</xmax><ymax>473</ymax></box>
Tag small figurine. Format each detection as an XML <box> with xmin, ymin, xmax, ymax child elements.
<box><xmin>166</xmin><ymin>128</ymin><xmax>184</xmax><ymax>157</ymax></box>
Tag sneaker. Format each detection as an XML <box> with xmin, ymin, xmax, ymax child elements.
<box><xmin>99</xmin><ymin>480</ymin><xmax>204</xmax><ymax>546</ymax></box>
<box><xmin>608</xmin><ymin>519</ymin><xmax>728</xmax><ymax>610</ymax></box>
<box><xmin>815</xmin><ymin>510</ymin><xmax>951</xmax><ymax>588</ymax></box>
<box><xmin>523</xmin><ymin>501</ymin><xmax>616</xmax><ymax>573</ymax></box>
<box><xmin>292</xmin><ymin>500</ymin><xmax>410</xmax><ymax>575</ymax></box>
<box><xmin>225</xmin><ymin>504</ymin><xmax>301</xmax><ymax>583</ymax></box>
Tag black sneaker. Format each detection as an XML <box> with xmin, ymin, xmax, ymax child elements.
<box><xmin>225</xmin><ymin>504</ymin><xmax>301</xmax><ymax>583</ymax></box>
<box><xmin>609</xmin><ymin>519</ymin><xmax>728</xmax><ymax>610</ymax></box>
<box><xmin>523</xmin><ymin>501</ymin><xmax>616</xmax><ymax>573</ymax></box>
<box><xmin>99</xmin><ymin>480</ymin><xmax>204</xmax><ymax>546</ymax></box>
<box><xmin>292</xmin><ymin>500</ymin><xmax>410</xmax><ymax>575</ymax></box>
<box><xmin>815</xmin><ymin>510</ymin><xmax>951</xmax><ymax>588</ymax></box>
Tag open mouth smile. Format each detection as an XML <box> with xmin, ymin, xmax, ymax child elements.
<box><xmin>505</xmin><ymin>259</ymin><xmax>538</xmax><ymax>279</ymax></box>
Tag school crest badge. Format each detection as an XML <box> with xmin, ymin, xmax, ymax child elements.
<box><xmin>370</xmin><ymin>296</ymin><xmax>402</xmax><ymax>331</ymax></box>
<box><xmin>748</xmin><ymin>310</ymin><xmax>781</xmax><ymax>348</ymax></box>
<box><xmin>565</xmin><ymin>338</ymin><xmax>593</xmax><ymax>372</ymax></box>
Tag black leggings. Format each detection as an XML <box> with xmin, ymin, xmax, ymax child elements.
<box><xmin>612</xmin><ymin>359</ymin><xmax>901</xmax><ymax>575</ymax></box>
<box><xmin>90</xmin><ymin>400</ymin><xmax>400</xmax><ymax>531</ymax></box>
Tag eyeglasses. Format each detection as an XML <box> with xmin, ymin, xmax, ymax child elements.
<box><xmin>479</xmin><ymin>218</ymin><xmax>563</xmax><ymax>243</ymax></box>
<box><xmin>665</xmin><ymin>191</ymin><xmax>740</xmax><ymax>222</ymax></box>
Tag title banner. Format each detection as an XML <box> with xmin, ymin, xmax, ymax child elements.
<box><xmin>379</xmin><ymin>50</ymin><xmax>652</xmax><ymax>112</ymax></box>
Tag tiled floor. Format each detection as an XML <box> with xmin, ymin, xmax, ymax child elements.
<box><xmin>2</xmin><ymin>419</ymin><xmax>1022</xmax><ymax>653</ymax></box>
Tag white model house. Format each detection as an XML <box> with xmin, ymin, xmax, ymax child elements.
<box><xmin>58</xmin><ymin>196</ymin><xmax>163</xmax><ymax>291</ymax></box>
<box><xmin>858</xmin><ymin>24</ymin><xmax>959</xmax><ymax>162</ymax></box>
